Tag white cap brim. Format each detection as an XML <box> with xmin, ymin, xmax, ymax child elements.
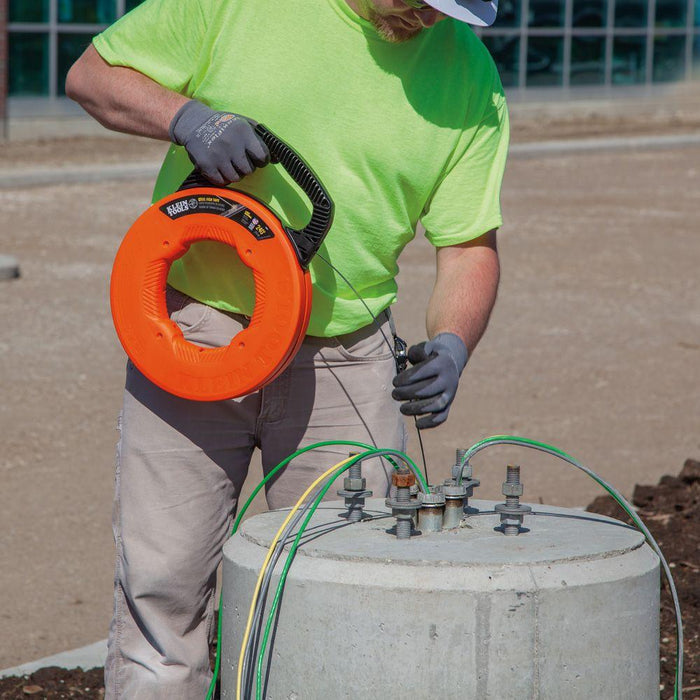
<box><xmin>425</xmin><ymin>0</ymin><xmax>498</xmax><ymax>27</ymax></box>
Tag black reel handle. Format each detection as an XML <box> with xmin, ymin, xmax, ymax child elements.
<box><xmin>254</xmin><ymin>124</ymin><xmax>334</xmax><ymax>269</ymax></box>
<box><xmin>178</xmin><ymin>123</ymin><xmax>334</xmax><ymax>269</ymax></box>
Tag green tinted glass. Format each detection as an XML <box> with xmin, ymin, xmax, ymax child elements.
<box><xmin>526</xmin><ymin>36</ymin><xmax>563</xmax><ymax>85</ymax></box>
<box><xmin>613</xmin><ymin>35</ymin><xmax>647</xmax><ymax>83</ymax></box>
<box><xmin>615</xmin><ymin>0</ymin><xmax>648</xmax><ymax>27</ymax></box>
<box><xmin>653</xmin><ymin>35</ymin><xmax>687</xmax><ymax>81</ymax></box>
<box><xmin>9</xmin><ymin>0</ymin><xmax>49</xmax><ymax>22</ymax></box>
<box><xmin>529</xmin><ymin>0</ymin><xmax>565</xmax><ymax>28</ymax></box>
<box><xmin>655</xmin><ymin>0</ymin><xmax>688</xmax><ymax>27</ymax></box>
<box><xmin>492</xmin><ymin>0</ymin><xmax>520</xmax><ymax>28</ymax></box>
<box><xmin>57</xmin><ymin>0</ymin><xmax>116</xmax><ymax>23</ymax></box>
<box><xmin>481</xmin><ymin>36</ymin><xmax>520</xmax><ymax>86</ymax></box>
<box><xmin>573</xmin><ymin>0</ymin><xmax>608</xmax><ymax>28</ymax></box>
<box><xmin>693</xmin><ymin>36</ymin><xmax>700</xmax><ymax>75</ymax></box>
<box><xmin>57</xmin><ymin>33</ymin><xmax>95</xmax><ymax>95</ymax></box>
<box><xmin>571</xmin><ymin>37</ymin><xmax>606</xmax><ymax>85</ymax></box>
<box><xmin>9</xmin><ymin>32</ymin><xmax>49</xmax><ymax>95</ymax></box>
<box><xmin>124</xmin><ymin>0</ymin><xmax>146</xmax><ymax>10</ymax></box>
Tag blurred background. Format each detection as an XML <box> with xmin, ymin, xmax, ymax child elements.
<box><xmin>3</xmin><ymin>0</ymin><xmax>700</xmax><ymax>135</ymax></box>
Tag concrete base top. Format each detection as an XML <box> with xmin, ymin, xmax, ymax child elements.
<box><xmin>234</xmin><ymin>498</ymin><xmax>645</xmax><ymax>568</ymax></box>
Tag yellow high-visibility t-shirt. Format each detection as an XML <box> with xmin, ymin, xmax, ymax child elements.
<box><xmin>94</xmin><ymin>0</ymin><xmax>509</xmax><ymax>336</ymax></box>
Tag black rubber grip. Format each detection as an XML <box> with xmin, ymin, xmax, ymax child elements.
<box><xmin>254</xmin><ymin>123</ymin><xmax>334</xmax><ymax>268</ymax></box>
<box><xmin>177</xmin><ymin>124</ymin><xmax>334</xmax><ymax>268</ymax></box>
<box><xmin>179</xmin><ymin>171</ymin><xmax>223</xmax><ymax>191</ymax></box>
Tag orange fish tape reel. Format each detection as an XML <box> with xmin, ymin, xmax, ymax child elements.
<box><xmin>110</xmin><ymin>125</ymin><xmax>333</xmax><ymax>401</ymax></box>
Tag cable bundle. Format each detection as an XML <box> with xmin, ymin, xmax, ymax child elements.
<box><xmin>204</xmin><ymin>440</ymin><xmax>427</xmax><ymax>700</ymax></box>
<box><xmin>207</xmin><ymin>435</ymin><xmax>685</xmax><ymax>700</ymax></box>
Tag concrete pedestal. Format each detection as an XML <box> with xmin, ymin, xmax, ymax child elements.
<box><xmin>221</xmin><ymin>498</ymin><xmax>659</xmax><ymax>699</ymax></box>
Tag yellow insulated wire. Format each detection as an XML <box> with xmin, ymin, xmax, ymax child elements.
<box><xmin>236</xmin><ymin>455</ymin><xmax>355</xmax><ymax>700</ymax></box>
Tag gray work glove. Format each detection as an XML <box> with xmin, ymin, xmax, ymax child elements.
<box><xmin>169</xmin><ymin>100</ymin><xmax>270</xmax><ymax>186</ymax></box>
<box><xmin>391</xmin><ymin>332</ymin><xmax>468</xmax><ymax>429</ymax></box>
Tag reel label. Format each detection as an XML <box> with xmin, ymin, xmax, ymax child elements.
<box><xmin>159</xmin><ymin>195</ymin><xmax>274</xmax><ymax>240</ymax></box>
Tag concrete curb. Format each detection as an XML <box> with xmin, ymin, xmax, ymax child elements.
<box><xmin>0</xmin><ymin>640</ymin><xmax>107</xmax><ymax>679</ymax></box>
<box><xmin>1</xmin><ymin>132</ymin><xmax>700</xmax><ymax>190</ymax></box>
<box><xmin>0</xmin><ymin>162</ymin><xmax>160</xmax><ymax>189</ymax></box>
<box><xmin>510</xmin><ymin>131</ymin><xmax>700</xmax><ymax>157</ymax></box>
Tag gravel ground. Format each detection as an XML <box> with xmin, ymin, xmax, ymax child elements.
<box><xmin>1</xmin><ymin>110</ymin><xmax>699</xmax><ymax>672</ymax></box>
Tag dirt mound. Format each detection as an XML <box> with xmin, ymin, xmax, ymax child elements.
<box><xmin>1</xmin><ymin>462</ymin><xmax>697</xmax><ymax>699</ymax></box>
<box><xmin>587</xmin><ymin>459</ymin><xmax>700</xmax><ymax>699</ymax></box>
<box><xmin>0</xmin><ymin>667</ymin><xmax>104</xmax><ymax>698</ymax></box>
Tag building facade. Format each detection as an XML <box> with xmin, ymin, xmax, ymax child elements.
<box><xmin>4</xmin><ymin>0</ymin><xmax>700</xmax><ymax>106</ymax></box>
<box><xmin>482</xmin><ymin>0</ymin><xmax>699</xmax><ymax>90</ymax></box>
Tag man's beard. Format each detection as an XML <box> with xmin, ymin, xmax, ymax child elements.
<box><xmin>367</xmin><ymin>9</ymin><xmax>423</xmax><ymax>42</ymax></box>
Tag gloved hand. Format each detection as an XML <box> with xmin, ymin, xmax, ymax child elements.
<box><xmin>391</xmin><ymin>332</ymin><xmax>468</xmax><ymax>429</ymax></box>
<box><xmin>169</xmin><ymin>100</ymin><xmax>270</xmax><ymax>186</ymax></box>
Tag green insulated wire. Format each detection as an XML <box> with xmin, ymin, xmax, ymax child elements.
<box><xmin>247</xmin><ymin>448</ymin><xmax>426</xmax><ymax>698</ymax></box>
<box><xmin>241</xmin><ymin>479</ymin><xmax>329</xmax><ymax>697</ymax></box>
<box><xmin>252</xmin><ymin>447</ymin><xmax>424</xmax><ymax>698</ymax></box>
<box><xmin>459</xmin><ymin>434</ymin><xmax>684</xmax><ymax>700</ymax></box>
<box><xmin>207</xmin><ymin>439</ymin><xmax>379</xmax><ymax>700</ymax></box>
<box><xmin>206</xmin><ymin>440</ymin><xmax>427</xmax><ymax>700</ymax></box>
<box><xmin>255</xmin><ymin>450</ymin><xmax>422</xmax><ymax>699</ymax></box>
<box><xmin>254</xmin><ymin>451</ymin><xmax>382</xmax><ymax>699</ymax></box>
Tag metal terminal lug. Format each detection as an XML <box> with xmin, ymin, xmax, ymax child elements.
<box><xmin>495</xmin><ymin>464</ymin><xmax>531</xmax><ymax>535</ymax></box>
<box><xmin>385</xmin><ymin>467</ymin><xmax>420</xmax><ymax>539</ymax></box>
<box><xmin>418</xmin><ymin>487</ymin><xmax>446</xmax><ymax>533</ymax></box>
<box><xmin>449</xmin><ymin>449</ymin><xmax>480</xmax><ymax>510</ymax></box>
<box><xmin>451</xmin><ymin>448</ymin><xmax>470</xmax><ymax>482</ymax></box>
<box><xmin>442</xmin><ymin>482</ymin><xmax>467</xmax><ymax>529</ymax></box>
<box><xmin>337</xmin><ymin>454</ymin><xmax>373</xmax><ymax>523</ymax></box>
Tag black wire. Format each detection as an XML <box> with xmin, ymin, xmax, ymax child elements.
<box><xmin>413</xmin><ymin>416</ymin><xmax>429</xmax><ymax>485</ymax></box>
<box><xmin>316</xmin><ymin>253</ymin><xmax>430</xmax><ymax>485</ymax></box>
<box><xmin>316</xmin><ymin>253</ymin><xmax>394</xmax><ymax>354</ymax></box>
<box><xmin>242</xmin><ymin>488</ymin><xmax>324</xmax><ymax>697</ymax></box>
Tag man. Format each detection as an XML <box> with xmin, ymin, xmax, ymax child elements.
<box><xmin>66</xmin><ymin>0</ymin><xmax>507</xmax><ymax>696</ymax></box>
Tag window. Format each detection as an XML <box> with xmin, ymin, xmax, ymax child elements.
<box><xmin>481</xmin><ymin>36</ymin><xmax>520</xmax><ymax>87</ymax></box>
<box><xmin>529</xmin><ymin>0</ymin><xmax>565</xmax><ymax>28</ymax></box>
<box><xmin>9</xmin><ymin>33</ymin><xmax>49</xmax><ymax>96</ymax></box>
<box><xmin>479</xmin><ymin>0</ymin><xmax>697</xmax><ymax>90</ymax></box>
<box><xmin>571</xmin><ymin>37</ymin><xmax>606</xmax><ymax>86</ymax></box>
<box><xmin>57</xmin><ymin>0</ymin><xmax>116</xmax><ymax>24</ymax></box>
<box><xmin>613</xmin><ymin>36</ymin><xmax>647</xmax><ymax>84</ymax></box>
<box><xmin>7</xmin><ymin>0</ymin><xmax>700</xmax><ymax>97</ymax></box>
<box><xmin>527</xmin><ymin>36</ymin><xmax>564</xmax><ymax>86</ymax></box>
<box><xmin>8</xmin><ymin>0</ymin><xmax>145</xmax><ymax>97</ymax></box>
<box><xmin>9</xmin><ymin>0</ymin><xmax>50</xmax><ymax>22</ymax></box>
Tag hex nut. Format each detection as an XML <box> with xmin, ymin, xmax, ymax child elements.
<box><xmin>419</xmin><ymin>491</ymin><xmax>446</xmax><ymax>506</ymax></box>
<box><xmin>392</xmin><ymin>469</ymin><xmax>416</xmax><ymax>488</ymax></box>
<box><xmin>502</xmin><ymin>482</ymin><xmax>524</xmax><ymax>497</ymax></box>
<box><xmin>500</xmin><ymin>513</ymin><xmax>522</xmax><ymax>524</ymax></box>
<box><xmin>344</xmin><ymin>477</ymin><xmax>367</xmax><ymax>491</ymax></box>
<box><xmin>443</xmin><ymin>484</ymin><xmax>467</xmax><ymax>498</ymax></box>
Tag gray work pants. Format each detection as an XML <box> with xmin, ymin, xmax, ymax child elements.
<box><xmin>105</xmin><ymin>287</ymin><xmax>406</xmax><ymax>699</ymax></box>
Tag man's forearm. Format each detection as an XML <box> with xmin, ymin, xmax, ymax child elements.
<box><xmin>65</xmin><ymin>44</ymin><xmax>187</xmax><ymax>140</ymax></box>
<box><xmin>426</xmin><ymin>230</ymin><xmax>500</xmax><ymax>355</ymax></box>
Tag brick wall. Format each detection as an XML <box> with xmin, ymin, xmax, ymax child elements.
<box><xmin>0</xmin><ymin>0</ymin><xmax>7</xmax><ymax>139</ymax></box>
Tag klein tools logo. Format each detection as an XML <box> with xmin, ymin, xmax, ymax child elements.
<box><xmin>158</xmin><ymin>196</ymin><xmax>273</xmax><ymax>240</ymax></box>
<box><xmin>164</xmin><ymin>199</ymin><xmax>191</xmax><ymax>217</ymax></box>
